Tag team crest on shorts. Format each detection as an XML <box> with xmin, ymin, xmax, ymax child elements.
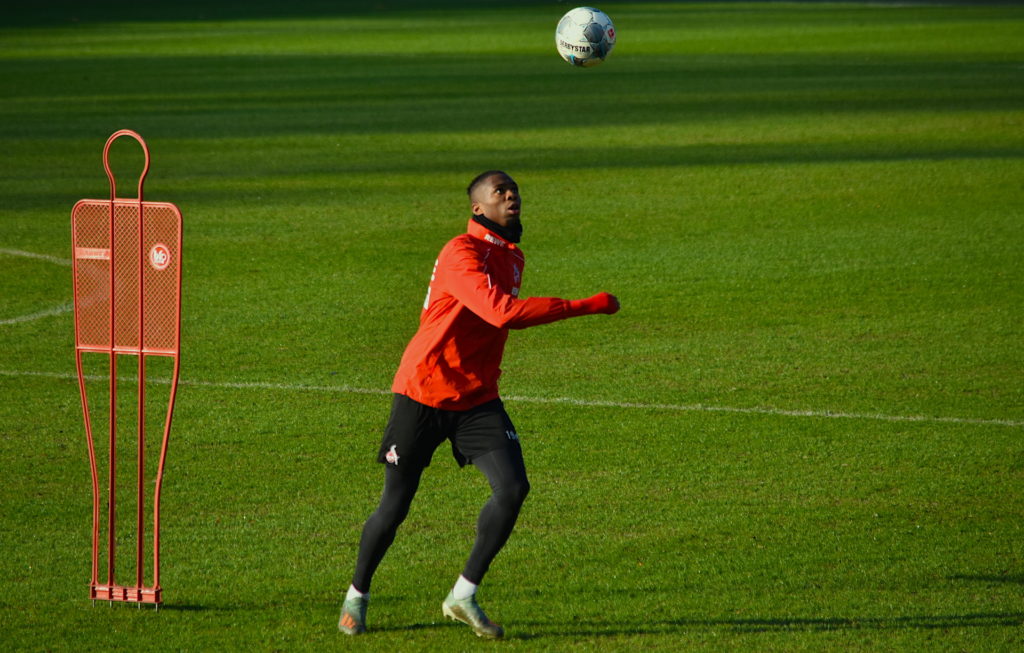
<box><xmin>385</xmin><ymin>444</ymin><xmax>400</xmax><ymax>465</ymax></box>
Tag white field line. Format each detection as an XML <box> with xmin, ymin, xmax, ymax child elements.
<box><xmin>0</xmin><ymin>303</ymin><xmax>74</xmax><ymax>326</ymax></box>
<box><xmin>0</xmin><ymin>248</ymin><xmax>74</xmax><ymax>325</ymax></box>
<box><xmin>0</xmin><ymin>247</ymin><xmax>72</xmax><ymax>266</ymax></box>
<box><xmin>2</xmin><ymin>368</ymin><xmax>1021</xmax><ymax>428</ymax></box>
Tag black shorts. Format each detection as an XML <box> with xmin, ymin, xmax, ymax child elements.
<box><xmin>376</xmin><ymin>394</ymin><xmax>521</xmax><ymax>470</ymax></box>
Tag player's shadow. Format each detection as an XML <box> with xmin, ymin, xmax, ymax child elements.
<box><xmin>367</xmin><ymin>622</ymin><xmax>457</xmax><ymax>634</ymax></box>
<box><xmin>509</xmin><ymin>612</ymin><xmax>1024</xmax><ymax>640</ymax></box>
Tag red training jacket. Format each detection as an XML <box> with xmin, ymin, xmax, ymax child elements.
<box><xmin>391</xmin><ymin>219</ymin><xmax>583</xmax><ymax>410</ymax></box>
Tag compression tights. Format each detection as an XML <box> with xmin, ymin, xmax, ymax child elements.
<box><xmin>351</xmin><ymin>446</ymin><xmax>530</xmax><ymax>593</ymax></box>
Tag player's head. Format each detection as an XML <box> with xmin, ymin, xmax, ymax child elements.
<box><xmin>468</xmin><ymin>170</ymin><xmax>521</xmax><ymax>227</ymax></box>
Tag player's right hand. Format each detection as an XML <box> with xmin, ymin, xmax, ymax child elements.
<box><xmin>570</xmin><ymin>292</ymin><xmax>620</xmax><ymax>315</ymax></box>
<box><xmin>602</xmin><ymin>293</ymin><xmax>620</xmax><ymax>315</ymax></box>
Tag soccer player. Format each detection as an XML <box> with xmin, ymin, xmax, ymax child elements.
<box><xmin>338</xmin><ymin>170</ymin><xmax>620</xmax><ymax>639</ymax></box>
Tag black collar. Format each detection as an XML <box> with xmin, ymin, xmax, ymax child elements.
<box><xmin>472</xmin><ymin>214</ymin><xmax>522</xmax><ymax>244</ymax></box>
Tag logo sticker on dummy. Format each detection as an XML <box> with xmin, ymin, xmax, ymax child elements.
<box><xmin>149</xmin><ymin>243</ymin><xmax>171</xmax><ymax>271</ymax></box>
<box><xmin>385</xmin><ymin>444</ymin><xmax>400</xmax><ymax>465</ymax></box>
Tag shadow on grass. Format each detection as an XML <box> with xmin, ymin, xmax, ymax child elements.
<box><xmin>509</xmin><ymin>612</ymin><xmax>1024</xmax><ymax>639</ymax></box>
<box><xmin>11</xmin><ymin>0</ymin><xmax>1024</xmax><ymax>29</ymax></box>
<box><xmin>157</xmin><ymin>603</ymin><xmax>221</xmax><ymax>612</ymax></box>
<box><xmin>3</xmin><ymin>53</ymin><xmax>1022</xmax><ymax>142</ymax></box>
<box><xmin>6</xmin><ymin>0</ymin><xmax>560</xmax><ymax>27</ymax></box>
<box><xmin>366</xmin><ymin>621</ymin><xmax>459</xmax><ymax>634</ymax></box>
<box><xmin>78</xmin><ymin>601</ymin><xmax>231</xmax><ymax>613</ymax></box>
<box><xmin>950</xmin><ymin>573</ymin><xmax>1024</xmax><ymax>585</ymax></box>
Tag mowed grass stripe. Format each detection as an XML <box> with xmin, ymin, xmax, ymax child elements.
<box><xmin>4</xmin><ymin>368</ymin><xmax>1020</xmax><ymax>428</ymax></box>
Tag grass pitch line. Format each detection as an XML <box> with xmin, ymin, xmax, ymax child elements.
<box><xmin>0</xmin><ymin>247</ymin><xmax>72</xmax><ymax>266</ymax></box>
<box><xmin>2</xmin><ymin>368</ymin><xmax>1022</xmax><ymax>429</ymax></box>
<box><xmin>0</xmin><ymin>303</ymin><xmax>74</xmax><ymax>326</ymax></box>
<box><xmin>507</xmin><ymin>395</ymin><xmax>1024</xmax><ymax>428</ymax></box>
<box><xmin>0</xmin><ymin>248</ymin><xmax>74</xmax><ymax>325</ymax></box>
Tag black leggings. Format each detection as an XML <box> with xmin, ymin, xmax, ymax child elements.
<box><xmin>351</xmin><ymin>446</ymin><xmax>530</xmax><ymax>593</ymax></box>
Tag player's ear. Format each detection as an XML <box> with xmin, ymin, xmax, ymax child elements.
<box><xmin>471</xmin><ymin>200</ymin><xmax>483</xmax><ymax>215</ymax></box>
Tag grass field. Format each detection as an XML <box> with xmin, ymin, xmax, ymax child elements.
<box><xmin>2</xmin><ymin>1</ymin><xmax>1023</xmax><ymax>650</ymax></box>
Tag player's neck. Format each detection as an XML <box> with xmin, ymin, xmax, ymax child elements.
<box><xmin>472</xmin><ymin>214</ymin><xmax>522</xmax><ymax>244</ymax></box>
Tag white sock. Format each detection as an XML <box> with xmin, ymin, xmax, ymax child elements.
<box><xmin>346</xmin><ymin>584</ymin><xmax>368</xmax><ymax>602</ymax></box>
<box><xmin>452</xmin><ymin>575</ymin><xmax>478</xmax><ymax>601</ymax></box>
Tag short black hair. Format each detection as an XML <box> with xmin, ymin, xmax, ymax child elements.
<box><xmin>467</xmin><ymin>170</ymin><xmax>508</xmax><ymax>198</ymax></box>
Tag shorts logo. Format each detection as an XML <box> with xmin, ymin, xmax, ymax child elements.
<box><xmin>505</xmin><ymin>429</ymin><xmax>519</xmax><ymax>441</ymax></box>
<box><xmin>385</xmin><ymin>444</ymin><xmax>400</xmax><ymax>465</ymax></box>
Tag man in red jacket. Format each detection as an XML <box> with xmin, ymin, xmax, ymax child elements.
<box><xmin>339</xmin><ymin>170</ymin><xmax>619</xmax><ymax>639</ymax></box>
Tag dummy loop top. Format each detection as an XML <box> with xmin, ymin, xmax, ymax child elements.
<box><xmin>103</xmin><ymin>129</ymin><xmax>150</xmax><ymax>202</ymax></box>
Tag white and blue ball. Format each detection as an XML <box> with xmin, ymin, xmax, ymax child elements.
<box><xmin>555</xmin><ymin>7</ymin><xmax>616</xmax><ymax>68</ymax></box>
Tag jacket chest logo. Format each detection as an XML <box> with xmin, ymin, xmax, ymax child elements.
<box><xmin>510</xmin><ymin>263</ymin><xmax>521</xmax><ymax>296</ymax></box>
<box><xmin>482</xmin><ymin>245</ymin><xmax>523</xmax><ymax>297</ymax></box>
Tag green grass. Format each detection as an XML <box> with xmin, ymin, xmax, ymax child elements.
<box><xmin>1</xmin><ymin>1</ymin><xmax>1023</xmax><ymax>650</ymax></box>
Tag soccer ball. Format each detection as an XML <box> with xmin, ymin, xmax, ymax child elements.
<box><xmin>555</xmin><ymin>7</ymin><xmax>616</xmax><ymax>68</ymax></box>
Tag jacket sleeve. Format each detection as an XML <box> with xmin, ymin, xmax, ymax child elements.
<box><xmin>440</xmin><ymin>240</ymin><xmax>581</xmax><ymax>330</ymax></box>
